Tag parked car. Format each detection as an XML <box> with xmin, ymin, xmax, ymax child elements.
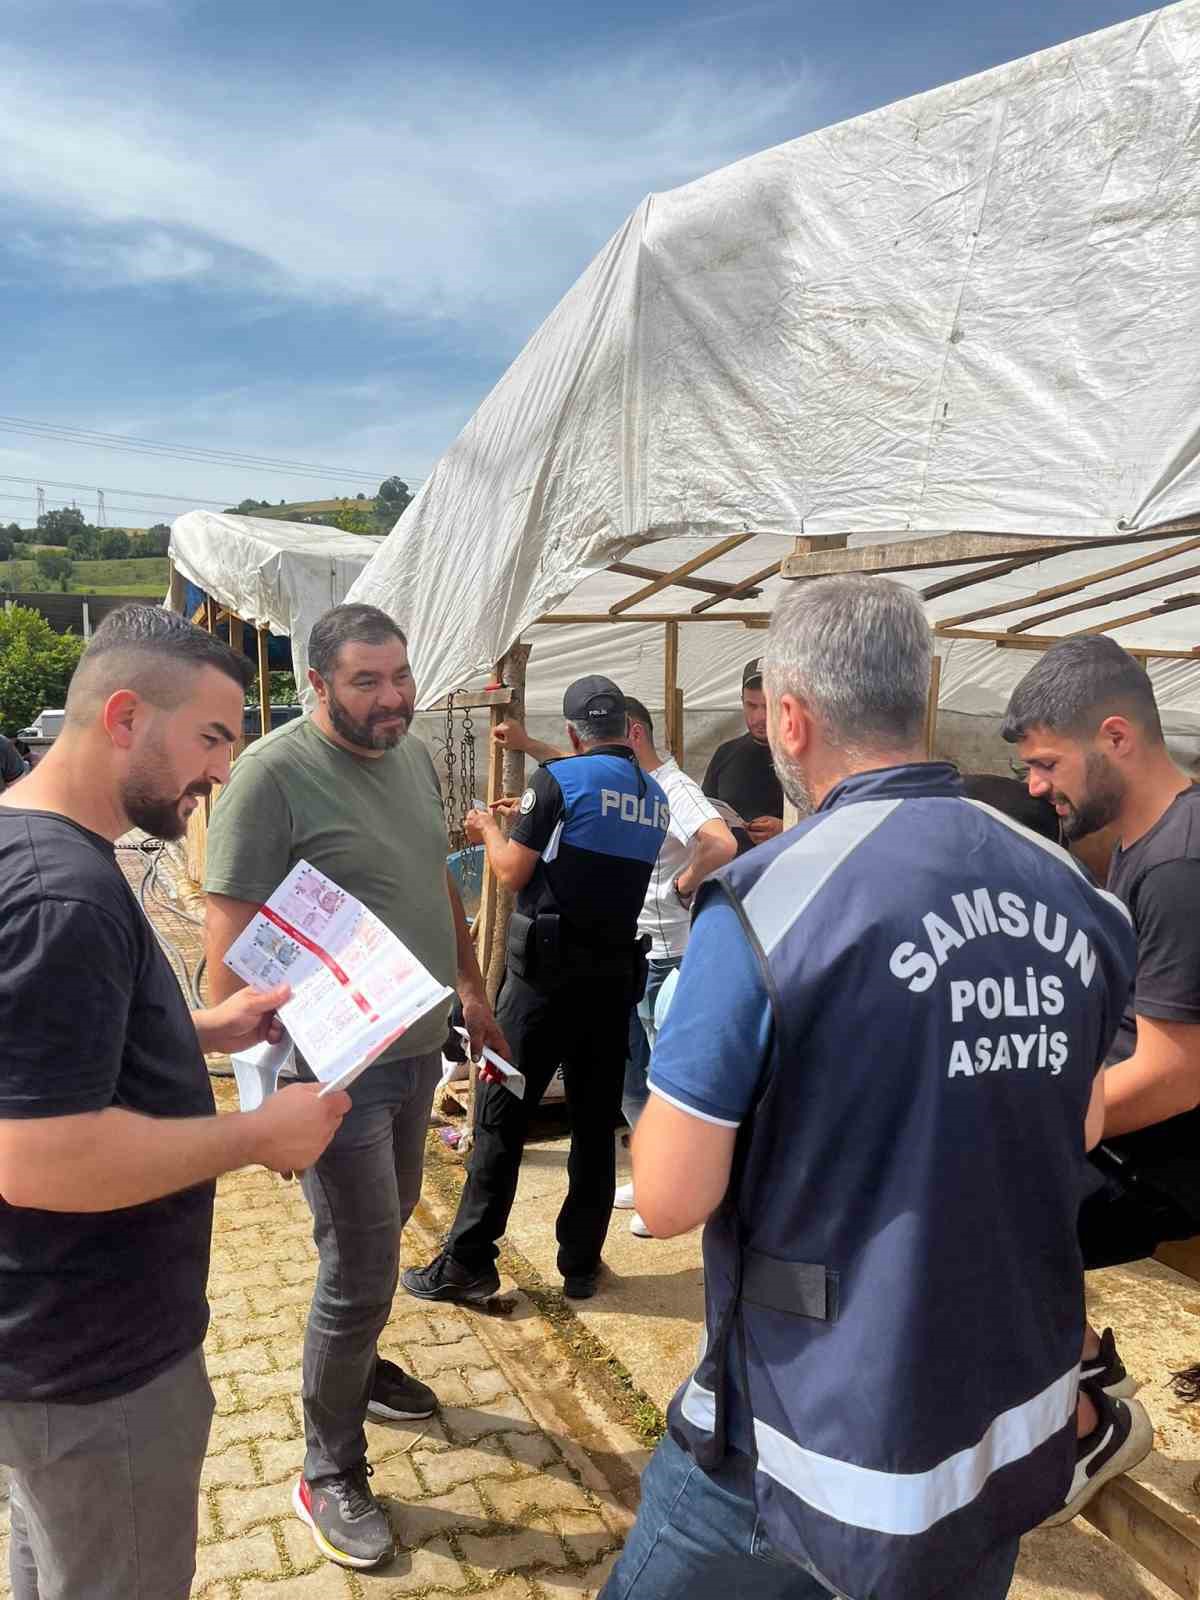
<box><xmin>243</xmin><ymin>703</ymin><xmax>303</xmax><ymax>741</ymax></box>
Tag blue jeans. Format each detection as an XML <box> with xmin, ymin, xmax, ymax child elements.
<box><xmin>622</xmin><ymin>957</ymin><xmax>680</xmax><ymax>1128</ymax></box>
<box><xmin>600</xmin><ymin>1434</ymin><xmax>1021</xmax><ymax>1600</ymax></box>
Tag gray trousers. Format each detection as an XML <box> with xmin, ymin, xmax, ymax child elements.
<box><xmin>0</xmin><ymin>1348</ymin><xmax>214</xmax><ymax>1600</ymax></box>
<box><xmin>299</xmin><ymin>1051</ymin><xmax>441</xmax><ymax>1480</ymax></box>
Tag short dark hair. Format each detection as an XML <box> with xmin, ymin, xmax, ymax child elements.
<box><xmin>624</xmin><ymin>696</ymin><xmax>654</xmax><ymax>741</ymax></box>
<box><xmin>67</xmin><ymin>603</ymin><xmax>251</xmax><ymax>722</ymax></box>
<box><xmin>308</xmin><ymin>604</ymin><xmax>408</xmax><ymax>681</ymax></box>
<box><xmin>1001</xmin><ymin>636</ymin><xmax>1162</xmax><ymax>745</ymax></box>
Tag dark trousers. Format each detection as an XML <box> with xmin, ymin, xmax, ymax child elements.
<box><xmin>448</xmin><ymin>970</ymin><xmax>632</xmax><ymax>1278</ymax></box>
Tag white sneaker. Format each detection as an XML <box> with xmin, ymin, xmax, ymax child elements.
<box><xmin>630</xmin><ymin>1213</ymin><xmax>652</xmax><ymax>1238</ymax></box>
<box><xmin>613</xmin><ymin>1182</ymin><xmax>636</xmax><ymax>1210</ymax></box>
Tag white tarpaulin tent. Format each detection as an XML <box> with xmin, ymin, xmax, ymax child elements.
<box><xmin>346</xmin><ymin>0</ymin><xmax>1200</xmax><ymax>721</ymax></box>
<box><xmin>168</xmin><ymin>512</ymin><xmax>382</xmax><ymax>697</ymax></box>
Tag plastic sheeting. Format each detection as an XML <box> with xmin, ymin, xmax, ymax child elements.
<box><xmin>167</xmin><ymin>512</ymin><xmax>382</xmax><ymax>702</ymax></box>
<box><xmin>347</xmin><ymin>0</ymin><xmax>1200</xmax><ymax>709</ymax></box>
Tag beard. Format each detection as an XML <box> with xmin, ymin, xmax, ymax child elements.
<box><xmin>767</xmin><ymin>731</ymin><xmax>813</xmax><ymax>818</ymax></box>
<box><xmin>326</xmin><ymin>687</ymin><xmax>412</xmax><ymax>752</ymax></box>
<box><xmin>1056</xmin><ymin>751</ymin><xmax>1126</xmax><ymax>842</ymax></box>
<box><xmin>121</xmin><ymin>733</ymin><xmax>211</xmax><ymax>842</ymax></box>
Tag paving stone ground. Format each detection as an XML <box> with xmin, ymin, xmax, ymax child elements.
<box><xmin>0</xmin><ymin>843</ymin><xmax>644</xmax><ymax>1598</ymax></box>
<box><xmin>0</xmin><ymin>1121</ymin><xmax>644</xmax><ymax>1599</ymax></box>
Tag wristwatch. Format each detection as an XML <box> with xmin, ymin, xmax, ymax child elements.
<box><xmin>673</xmin><ymin>877</ymin><xmax>694</xmax><ymax>907</ymax></box>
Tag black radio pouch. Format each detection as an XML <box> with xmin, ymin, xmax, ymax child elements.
<box><xmin>506</xmin><ymin>911</ymin><xmax>536</xmax><ymax>980</ymax></box>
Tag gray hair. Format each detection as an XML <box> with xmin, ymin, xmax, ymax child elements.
<box><xmin>1001</xmin><ymin>635</ymin><xmax>1162</xmax><ymax>744</ymax></box>
<box><xmin>763</xmin><ymin>576</ymin><xmax>931</xmax><ymax>751</ymax></box>
<box><xmin>308</xmin><ymin>604</ymin><xmax>407</xmax><ymax>682</ymax></box>
<box><xmin>569</xmin><ymin>713</ymin><xmax>628</xmax><ymax>746</ymax></box>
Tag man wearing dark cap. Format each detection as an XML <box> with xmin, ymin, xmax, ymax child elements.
<box><xmin>702</xmin><ymin>658</ymin><xmax>784</xmax><ymax>847</ymax></box>
<box><xmin>403</xmin><ymin>675</ymin><xmax>669</xmax><ymax>1303</ymax></box>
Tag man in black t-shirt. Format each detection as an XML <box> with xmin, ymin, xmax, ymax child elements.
<box><xmin>0</xmin><ymin>731</ymin><xmax>24</xmax><ymax>788</ymax></box>
<box><xmin>702</xmin><ymin>657</ymin><xmax>784</xmax><ymax>849</ymax></box>
<box><xmin>1005</xmin><ymin>636</ymin><xmax>1200</xmax><ymax>1417</ymax></box>
<box><xmin>403</xmin><ymin>675</ymin><xmax>668</xmax><ymax>1305</ymax></box>
<box><xmin>0</xmin><ymin>605</ymin><xmax>347</xmax><ymax>1600</ymax></box>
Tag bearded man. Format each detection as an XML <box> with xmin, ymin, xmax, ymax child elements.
<box><xmin>1004</xmin><ymin>635</ymin><xmax>1199</xmax><ymax>1481</ymax></box>
<box><xmin>204</xmin><ymin>603</ymin><xmax>506</xmax><ymax>1572</ymax></box>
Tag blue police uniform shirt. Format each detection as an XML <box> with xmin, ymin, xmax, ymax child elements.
<box><xmin>509</xmin><ymin>744</ymin><xmax>669</xmax><ymax>948</ymax></box>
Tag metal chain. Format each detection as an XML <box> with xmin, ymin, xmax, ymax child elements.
<box><xmin>462</xmin><ymin>706</ymin><xmax>477</xmax><ymax>832</ymax></box>
<box><xmin>438</xmin><ymin>693</ymin><xmax>480</xmax><ymax>854</ymax></box>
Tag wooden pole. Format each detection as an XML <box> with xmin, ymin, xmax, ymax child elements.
<box><xmin>674</xmin><ymin>686</ymin><xmax>685</xmax><ymax>769</ymax></box>
<box><xmin>228</xmin><ymin>614</ymin><xmax>246</xmax><ymax>758</ymax></box>
<box><xmin>664</xmin><ymin>622</ymin><xmax>679</xmax><ymax>760</ymax></box>
<box><xmin>257</xmin><ymin>626</ymin><xmax>271</xmax><ymax>739</ymax></box>
<box><xmin>925</xmin><ymin>655</ymin><xmax>943</xmax><ymax>758</ymax></box>
<box><xmin>167</xmin><ymin>558</ymin><xmax>187</xmax><ymax>615</ymax></box>
<box><xmin>484</xmin><ymin>642</ymin><xmax>530</xmax><ymax>1007</ymax></box>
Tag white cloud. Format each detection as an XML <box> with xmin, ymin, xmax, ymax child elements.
<box><xmin>0</xmin><ymin>43</ymin><xmax>816</xmax><ymax>342</ymax></box>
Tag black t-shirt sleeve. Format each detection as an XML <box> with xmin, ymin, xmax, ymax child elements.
<box><xmin>509</xmin><ymin>765</ymin><xmax>565</xmax><ymax>855</ymax></box>
<box><xmin>1131</xmin><ymin>860</ymin><xmax>1200</xmax><ymax>1026</ymax></box>
<box><xmin>701</xmin><ymin>746</ymin><xmax>722</xmax><ymax>799</ymax></box>
<box><xmin>0</xmin><ymin>899</ymin><xmax>134</xmax><ymax>1117</ymax></box>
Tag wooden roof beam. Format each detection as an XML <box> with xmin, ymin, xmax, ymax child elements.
<box><xmin>784</xmin><ymin>525</ymin><xmax>1200</xmax><ymax>581</ymax></box>
<box><xmin>1011</xmin><ymin>557</ymin><xmax>1200</xmax><ymax>634</ymax></box>
<box><xmin>1072</xmin><ymin>592</ymin><xmax>1200</xmax><ymax>636</ymax></box>
<box><xmin>691</xmin><ymin>559</ymin><xmax>782</xmax><ymax>615</ymax></box>
<box><xmin>608</xmin><ymin>561</ymin><xmax>762</xmax><ymax>600</ymax></box>
<box><xmin>938</xmin><ymin>535</ymin><xmax>1200</xmax><ymax>629</ymax></box>
<box><xmin>934</xmin><ymin>626</ymin><xmax>1200</xmax><ymax>662</ymax></box>
<box><xmin>535</xmin><ymin>611</ymin><xmax>771</xmax><ymax>625</ymax></box>
<box><xmin>609</xmin><ymin>533</ymin><xmax>753</xmax><ymax>615</ymax></box>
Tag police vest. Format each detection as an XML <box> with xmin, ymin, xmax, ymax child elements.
<box><xmin>668</xmin><ymin>764</ymin><xmax>1134</xmax><ymax>1600</ymax></box>
<box><xmin>520</xmin><ymin>748</ymin><xmax>669</xmax><ymax>954</ymax></box>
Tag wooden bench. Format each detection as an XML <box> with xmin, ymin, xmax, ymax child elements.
<box><xmin>1071</xmin><ymin>1242</ymin><xmax>1200</xmax><ymax>1599</ymax></box>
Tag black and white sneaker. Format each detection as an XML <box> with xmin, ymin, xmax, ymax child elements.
<box><xmin>1042</xmin><ymin>1382</ymin><xmax>1153</xmax><ymax>1527</ymax></box>
<box><xmin>401</xmin><ymin>1250</ymin><xmax>500</xmax><ymax>1304</ymax></box>
<box><xmin>1081</xmin><ymin>1327</ymin><xmax>1137</xmax><ymax>1399</ymax></box>
<box><xmin>367</xmin><ymin>1358</ymin><xmax>437</xmax><ymax>1421</ymax></box>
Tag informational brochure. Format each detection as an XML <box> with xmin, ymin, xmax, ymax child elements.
<box><xmin>224</xmin><ymin>860</ymin><xmax>454</xmax><ymax>1096</ymax></box>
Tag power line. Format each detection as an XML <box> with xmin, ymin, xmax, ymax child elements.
<box><xmin>0</xmin><ymin>415</ymin><xmax>422</xmax><ymax>485</ymax></box>
<box><xmin>0</xmin><ymin>490</ymin><xmax>214</xmax><ymax>519</ymax></box>
<box><xmin>0</xmin><ymin>472</ymin><xmax>231</xmax><ymax>508</ymax></box>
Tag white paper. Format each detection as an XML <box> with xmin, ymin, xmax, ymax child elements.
<box><xmin>482</xmin><ymin>1046</ymin><xmax>526</xmax><ymax>1101</ymax></box>
<box><xmin>230</xmin><ymin>1037</ymin><xmax>295</xmax><ymax>1112</ymax></box>
<box><xmin>223</xmin><ymin>860</ymin><xmax>454</xmax><ymax>1095</ymax></box>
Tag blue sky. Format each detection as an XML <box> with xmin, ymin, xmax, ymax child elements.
<box><xmin>0</xmin><ymin>0</ymin><xmax>1157</xmax><ymax>526</ymax></box>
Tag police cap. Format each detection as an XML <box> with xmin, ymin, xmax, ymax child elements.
<box><xmin>563</xmin><ymin>675</ymin><xmax>626</xmax><ymax>724</ymax></box>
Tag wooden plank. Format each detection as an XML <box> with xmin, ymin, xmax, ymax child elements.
<box><xmin>1156</xmin><ymin>1237</ymin><xmax>1200</xmax><ymax>1284</ymax></box>
<box><xmin>924</xmin><ymin>655</ymin><xmax>942</xmax><ymax>758</ymax></box>
<box><xmin>1081</xmin><ymin>1476</ymin><xmax>1200</xmax><ymax>1600</ymax></box>
<box><xmin>673</xmin><ymin>686</ymin><xmax>685</xmax><ymax>769</ymax></box>
<box><xmin>256</xmin><ymin>626</ymin><xmax>271</xmax><ymax>739</ymax></box>
<box><xmin>535</xmin><ymin>611</ymin><xmax>772</xmax><ymax>625</ymax></box>
<box><xmin>921</xmin><ymin>549</ymin><xmax>1060</xmax><ymax>602</ymax></box>
<box><xmin>609</xmin><ymin>561</ymin><xmax>761</xmax><ymax>600</ymax></box>
<box><xmin>1013</xmin><ymin>558</ymin><xmax>1200</xmax><ymax>634</ymax></box>
<box><xmin>1073</xmin><ymin>592</ymin><xmax>1200</xmax><ymax>636</ymax></box>
<box><xmin>428</xmin><ymin>687</ymin><xmax>513</xmax><ymax>712</ymax></box>
<box><xmin>609</xmin><ymin>533</ymin><xmax>753</xmax><ymax>615</ymax></box>
<box><xmin>783</xmin><ymin>527</ymin><xmax>1200</xmax><ymax>582</ymax></box>
<box><xmin>190</xmin><ymin>601</ymin><xmax>207</xmax><ymax>626</ymax></box>
<box><xmin>485</xmin><ymin>644</ymin><xmax>529</xmax><ymax>1006</ymax></box>
<box><xmin>664</xmin><ymin>622</ymin><xmax>679</xmax><ymax>761</ymax></box>
<box><xmin>940</xmin><ymin>537</ymin><xmax>1200</xmax><ymax>629</ymax></box>
<box><xmin>934</xmin><ymin>626</ymin><xmax>1200</xmax><ymax>662</ymax></box>
<box><xmin>691</xmin><ymin>559</ymin><xmax>782</xmax><ymax>616</ymax></box>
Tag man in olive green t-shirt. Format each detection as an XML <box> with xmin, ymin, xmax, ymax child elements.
<box><xmin>205</xmin><ymin>603</ymin><xmax>507</xmax><ymax>1572</ymax></box>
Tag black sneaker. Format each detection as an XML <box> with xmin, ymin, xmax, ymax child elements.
<box><xmin>1081</xmin><ymin>1327</ymin><xmax>1137</xmax><ymax>1399</ymax></box>
<box><xmin>1041</xmin><ymin>1382</ymin><xmax>1154</xmax><ymax>1527</ymax></box>
<box><xmin>401</xmin><ymin>1250</ymin><xmax>500</xmax><ymax>1304</ymax></box>
<box><xmin>367</xmin><ymin>1358</ymin><xmax>437</xmax><ymax>1421</ymax></box>
<box><xmin>563</xmin><ymin>1272</ymin><xmax>598</xmax><ymax>1300</ymax></box>
<box><xmin>292</xmin><ymin>1462</ymin><xmax>395</xmax><ymax>1568</ymax></box>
